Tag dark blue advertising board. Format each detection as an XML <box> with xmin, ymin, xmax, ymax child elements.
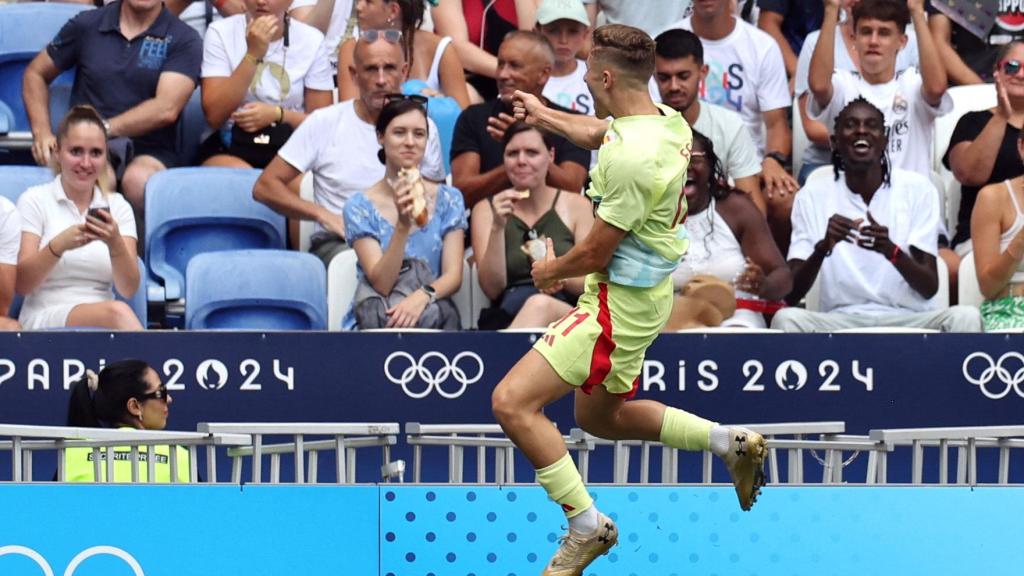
<box><xmin>1</xmin><ymin>332</ymin><xmax>1021</xmax><ymax>482</ymax></box>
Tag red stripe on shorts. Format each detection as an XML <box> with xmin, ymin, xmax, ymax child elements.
<box><xmin>582</xmin><ymin>283</ymin><xmax>615</xmax><ymax>391</ymax></box>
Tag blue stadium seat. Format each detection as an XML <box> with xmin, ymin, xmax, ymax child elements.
<box><xmin>0</xmin><ymin>165</ymin><xmax>53</xmax><ymax>204</ymax></box>
<box><xmin>144</xmin><ymin>167</ymin><xmax>286</xmax><ymax>303</ymax></box>
<box><xmin>176</xmin><ymin>88</ymin><xmax>210</xmax><ymax>167</ymax></box>
<box><xmin>185</xmin><ymin>250</ymin><xmax>327</xmax><ymax>330</ymax></box>
<box><xmin>0</xmin><ymin>3</ymin><xmax>90</xmax><ymax>133</ymax></box>
<box><xmin>8</xmin><ymin>256</ymin><xmax>148</xmax><ymax>328</ymax></box>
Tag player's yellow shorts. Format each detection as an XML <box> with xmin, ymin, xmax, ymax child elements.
<box><xmin>534</xmin><ymin>273</ymin><xmax>674</xmax><ymax>398</ymax></box>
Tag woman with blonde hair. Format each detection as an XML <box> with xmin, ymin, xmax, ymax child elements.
<box><xmin>15</xmin><ymin>105</ymin><xmax>141</xmax><ymax>330</ymax></box>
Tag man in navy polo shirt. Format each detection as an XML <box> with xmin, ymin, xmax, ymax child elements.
<box><xmin>23</xmin><ymin>0</ymin><xmax>202</xmax><ymax>215</ymax></box>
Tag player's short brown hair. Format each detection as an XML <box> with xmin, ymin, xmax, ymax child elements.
<box><xmin>590</xmin><ymin>24</ymin><xmax>655</xmax><ymax>85</ymax></box>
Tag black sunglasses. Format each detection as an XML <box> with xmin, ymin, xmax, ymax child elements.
<box><xmin>139</xmin><ymin>386</ymin><xmax>170</xmax><ymax>403</ymax></box>
<box><xmin>1002</xmin><ymin>59</ymin><xmax>1023</xmax><ymax>76</ymax></box>
<box><xmin>384</xmin><ymin>93</ymin><xmax>428</xmax><ymax>107</ymax></box>
<box><xmin>361</xmin><ymin>29</ymin><xmax>402</xmax><ymax>44</ymax></box>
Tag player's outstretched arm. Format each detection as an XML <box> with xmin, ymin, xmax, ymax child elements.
<box><xmin>512</xmin><ymin>90</ymin><xmax>609</xmax><ymax>151</ymax></box>
<box><xmin>532</xmin><ymin>217</ymin><xmax>627</xmax><ymax>290</ymax></box>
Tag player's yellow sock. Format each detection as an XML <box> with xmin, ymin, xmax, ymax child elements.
<box><xmin>660</xmin><ymin>406</ymin><xmax>715</xmax><ymax>451</ymax></box>
<box><xmin>536</xmin><ymin>453</ymin><xmax>593</xmax><ymax>519</ymax></box>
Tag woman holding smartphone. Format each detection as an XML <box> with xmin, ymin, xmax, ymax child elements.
<box><xmin>15</xmin><ymin>106</ymin><xmax>141</xmax><ymax>330</ymax></box>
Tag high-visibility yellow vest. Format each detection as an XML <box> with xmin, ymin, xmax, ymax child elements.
<box><xmin>63</xmin><ymin>444</ymin><xmax>191</xmax><ymax>483</ymax></box>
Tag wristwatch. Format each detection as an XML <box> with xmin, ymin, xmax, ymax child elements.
<box><xmin>101</xmin><ymin>119</ymin><xmax>111</xmax><ymax>136</ymax></box>
<box><xmin>421</xmin><ymin>285</ymin><xmax>437</xmax><ymax>304</ymax></box>
<box><xmin>764</xmin><ymin>151</ymin><xmax>790</xmax><ymax>167</ymax></box>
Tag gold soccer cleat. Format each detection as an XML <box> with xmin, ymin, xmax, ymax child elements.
<box><xmin>721</xmin><ymin>426</ymin><xmax>767</xmax><ymax>511</ymax></box>
<box><xmin>541</xmin><ymin>513</ymin><xmax>618</xmax><ymax>576</ymax></box>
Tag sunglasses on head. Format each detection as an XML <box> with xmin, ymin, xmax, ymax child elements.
<box><xmin>139</xmin><ymin>386</ymin><xmax>170</xmax><ymax>403</ymax></box>
<box><xmin>1002</xmin><ymin>59</ymin><xmax>1023</xmax><ymax>76</ymax></box>
<box><xmin>384</xmin><ymin>93</ymin><xmax>428</xmax><ymax>106</ymax></box>
<box><xmin>361</xmin><ymin>29</ymin><xmax>403</xmax><ymax>44</ymax></box>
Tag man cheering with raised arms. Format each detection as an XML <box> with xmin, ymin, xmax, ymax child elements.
<box><xmin>492</xmin><ymin>23</ymin><xmax>768</xmax><ymax>576</ymax></box>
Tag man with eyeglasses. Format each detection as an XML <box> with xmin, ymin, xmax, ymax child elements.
<box><xmin>451</xmin><ymin>30</ymin><xmax>590</xmax><ymax>206</ymax></box>
<box><xmin>254</xmin><ymin>32</ymin><xmax>446</xmax><ymax>265</ymax></box>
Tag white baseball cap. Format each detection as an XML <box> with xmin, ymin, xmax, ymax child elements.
<box><xmin>536</xmin><ymin>0</ymin><xmax>590</xmax><ymax>28</ymax></box>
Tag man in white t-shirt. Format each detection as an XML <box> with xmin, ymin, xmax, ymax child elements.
<box><xmin>807</xmin><ymin>0</ymin><xmax>950</xmax><ymax>176</ymax></box>
<box><xmin>771</xmin><ymin>98</ymin><xmax>980</xmax><ymax>332</ymax></box>
<box><xmin>654</xmin><ymin>28</ymin><xmax>763</xmax><ymax>210</ymax></box>
<box><xmin>253</xmin><ymin>36</ymin><xmax>445</xmax><ymax>265</ymax></box>
<box><xmin>671</xmin><ymin>0</ymin><xmax>796</xmax><ymax>245</ymax></box>
<box><xmin>537</xmin><ymin>0</ymin><xmax>594</xmax><ymax>116</ymax></box>
<box><xmin>792</xmin><ymin>0</ymin><xmax>919</xmax><ymax>183</ymax></box>
<box><xmin>0</xmin><ymin>197</ymin><xmax>20</xmax><ymax>330</ymax></box>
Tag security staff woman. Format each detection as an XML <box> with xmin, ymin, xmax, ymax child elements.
<box><xmin>64</xmin><ymin>359</ymin><xmax>188</xmax><ymax>483</ymax></box>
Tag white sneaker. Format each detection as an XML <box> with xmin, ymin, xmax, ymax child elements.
<box><xmin>541</xmin><ymin>513</ymin><xmax>618</xmax><ymax>576</ymax></box>
<box><xmin>720</xmin><ymin>426</ymin><xmax>767</xmax><ymax>511</ymax></box>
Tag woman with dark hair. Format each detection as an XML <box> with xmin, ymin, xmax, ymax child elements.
<box><xmin>945</xmin><ymin>41</ymin><xmax>1024</xmax><ymax>275</ymax></box>
<box><xmin>16</xmin><ymin>105</ymin><xmax>141</xmax><ymax>330</ymax></box>
<box><xmin>64</xmin><ymin>359</ymin><xmax>187</xmax><ymax>482</ymax></box>
<box><xmin>343</xmin><ymin>97</ymin><xmax>467</xmax><ymax>329</ymax></box>
<box><xmin>337</xmin><ymin>0</ymin><xmax>471</xmax><ymax>108</ymax></box>
<box><xmin>667</xmin><ymin>130</ymin><xmax>791</xmax><ymax>330</ymax></box>
<box><xmin>471</xmin><ymin>122</ymin><xmax>593</xmax><ymax>329</ymax></box>
<box><xmin>200</xmin><ymin>0</ymin><xmax>334</xmax><ymax>168</ymax></box>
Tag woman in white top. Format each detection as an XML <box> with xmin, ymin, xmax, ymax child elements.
<box><xmin>16</xmin><ymin>106</ymin><xmax>141</xmax><ymax>330</ymax></box>
<box><xmin>337</xmin><ymin>0</ymin><xmax>471</xmax><ymax>109</ymax></box>
<box><xmin>670</xmin><ymin>131</ymin><xmax>792</xmax><ymax>328</ymax></box>
<box><xmin>971</xmin><ymin>130</ymin><xmax>1024</xmax><ymax>331</ymax></box>
<box><xmin>201</xmin><ymin>0</ymin><xmax>335</xmax><ymax>168</ymax></box>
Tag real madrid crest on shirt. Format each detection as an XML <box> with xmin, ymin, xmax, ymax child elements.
<box><xmin>891</xmin><ymin>91</ymin><xmax>908</xmax><ymax>117</ymax></box>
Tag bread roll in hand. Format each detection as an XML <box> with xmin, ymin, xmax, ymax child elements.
<box><xmin>400</xmin><ymin>167</ymin><xmax>429</xmax><ymax>227</ymax></box>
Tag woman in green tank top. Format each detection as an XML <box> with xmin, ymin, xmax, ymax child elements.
<box><xmin>471</xmin><ymin>122</ymin><xmax>594</xmax><ymax>329</ymax></box>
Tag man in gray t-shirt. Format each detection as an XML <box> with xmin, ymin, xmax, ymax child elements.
<box><xmin>581</xmin><ymin>0</ymin><xmax>692</xmax><ymax>38</ymax></box>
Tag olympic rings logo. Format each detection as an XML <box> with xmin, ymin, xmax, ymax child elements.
<box><xmin>0</xmin><ymin>545</ymin><xmax>144</xmax><ymax>576</ymax></box>
<box><xmin>962</xmin><ymin>352</ymin><xmax>1024</xmax><ymax>400</ymax></box>
<box><xmin>383</xmin><ymin>351</ymin><xmax>484</xmax><ymax>399</ymax></box>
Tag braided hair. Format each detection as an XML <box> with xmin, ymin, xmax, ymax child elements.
<box><xmin>830</xmin><ymin>96</ymin><xmax>891</xmax><ymax>186</ymax></box>
<box><xmin>692</xmin><ymin>130</ymin><xmax>731</xmax><ymax>202</ymax></box>
<box><xmin>690</xmin><ymin>130</ymin><xmax>733</xmax><ymax>256</ymax></box>
<box><xmin>388</xmin><ymin>0</ymin><xmax>424</xmax><ymax>76</ymax></box>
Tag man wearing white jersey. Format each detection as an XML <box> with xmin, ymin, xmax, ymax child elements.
<box><xmin>807</xmin><ymin>0</ymin><xmax>950</xmax><ymax>175</ymax></box>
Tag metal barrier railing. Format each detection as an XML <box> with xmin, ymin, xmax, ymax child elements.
<box><xmin>868</xmin><ymin>425</ymin><xmax>1024</xmax><ymax>484</ymax></box>
<box><xmin>405</xmin><ymin>423</ymin><xmax>593</xmax><ymax>483</ymax></box>
<box><xmin>9</xmin><ymin>422</ymin><xmax>1024</xmax><ymax>486</ymax></box>
<box><xmin>568</xmin><ymin>422</ymin><xmax>877</xmax><ymax>484</ymax></box>
<box><xmin>0</xmin><ymin>424</ymin><xmax>251</xmax><ymax>483</ymax></box>
<box><xmin>197</xmin><ymin>423</ymin><xmax>401</xmax><ymax>484</ymax></box>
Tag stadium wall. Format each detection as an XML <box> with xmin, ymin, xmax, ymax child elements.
<box><xmin>0</xmin><ymin>484</ymin><xmax>1020</xmax><ymax>576</ymax></box>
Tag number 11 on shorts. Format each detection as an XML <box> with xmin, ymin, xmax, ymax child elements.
<box><xmin>543</xmin><ymin>309</ymin><xmax>591</xmax><ymax>346</ymax></box>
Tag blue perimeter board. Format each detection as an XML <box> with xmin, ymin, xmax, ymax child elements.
<box><xmin>1</xmin><ymin>485</ymin><xmax>1021</xmax><ymax>575</ymax></box>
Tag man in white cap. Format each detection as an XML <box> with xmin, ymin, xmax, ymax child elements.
<box><xmin>536</xmin><ymin>0</ymin><xmax>594</xmax><ymax>116</ymax></box>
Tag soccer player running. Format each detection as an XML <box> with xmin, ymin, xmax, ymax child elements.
<box><xmin>492</xmin><ymin>24</ymin><xmax>768</xmax><ymax>576</ymax></box>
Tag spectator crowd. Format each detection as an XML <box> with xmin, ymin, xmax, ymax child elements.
<box><xmin>4</xmin><ymin>0</ymin><xmax>1024</xmax><ymax>333</ymax></box>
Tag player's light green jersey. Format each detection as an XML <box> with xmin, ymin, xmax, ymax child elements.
<box><xmin>587</xmin><ymin>103</ymin><xmax>692</xmax><ymax>287</ymax></box>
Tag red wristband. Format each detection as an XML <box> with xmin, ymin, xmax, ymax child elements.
<box><xmin>890</xmin><ymin>244</ymin><xmax>900</xmax><ymax>264</ymax></box>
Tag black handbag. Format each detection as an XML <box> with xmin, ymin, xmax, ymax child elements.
<box><xmin>227</xmin><ymin>121</ymin><xmax>293</xmax><ymax>169</ymax></box>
